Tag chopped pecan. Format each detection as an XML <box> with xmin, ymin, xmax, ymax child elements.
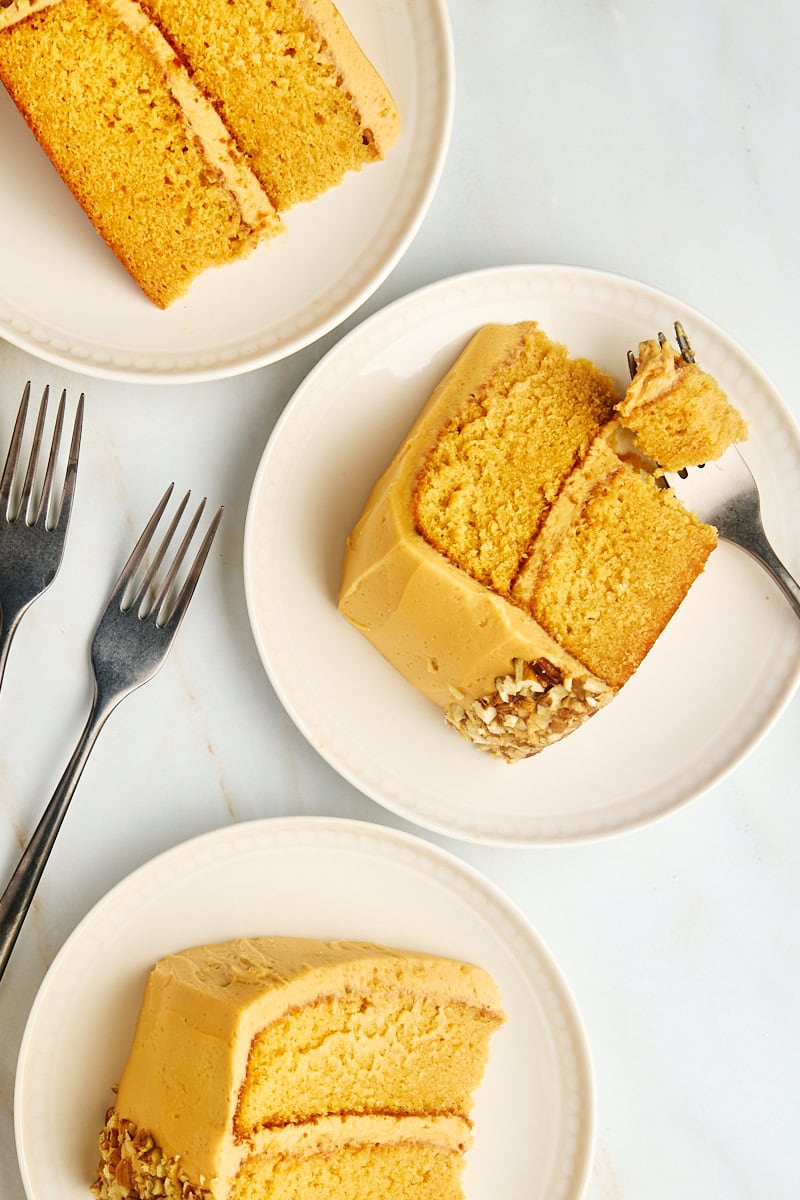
<box><xmin>531</xmin><ymin>658</ymin><xmax>563</xmax><ymax>689</ymax></box>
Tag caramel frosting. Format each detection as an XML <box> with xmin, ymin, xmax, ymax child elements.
<box><xmin>0</xmin><ymin>0</ymin><xmax>62</xmax><ymax>29</ymax></box>
<box><xmin>113</xmin><ymin>937</ymin><xmax>501</xmax><ymax>1197</ymax></box>
<box><xmin>95</xmin><ymin>1110</ymin><xmax>471</xmax><ymax>1200</ymax></box>
<box><xmin>512</xmin><ymin>424</ymin><xmax>626</xmax><ymax>603</ymax></box>
<box><xmin>620</xmin><ymin>338</ymin><xmax>695</xmax><ymax>418</ymax></box>
<box><xmin>298</xmin><ymin>0</ymin><xmax>401</xmax><ymax>155</ymax></box>
<box><xmin>106</xmin><ymin>0</ymin><xmax>280</xmax><ymax>237</ymax></box>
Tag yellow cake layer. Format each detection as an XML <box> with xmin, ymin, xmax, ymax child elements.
<box><xmin>95</xmin><ymin>1110</ymin><xmax>471</xmax><ymax>1200</ymax></box>
<box><xmin>414</xmin><ymin>323</ymin><xmax>619</xmax><ymax>596</ymax></box>
<box><xmin>237</xmin><ymin>986</ymin><xmax>498</xmax><ymax>1132</ymax></box>
<box><xmin>0</xmin><ymin>0</ymin><xmax>399</xmax><ymax>304</ymax></box>
<box><xmin>231</xmin><ymin>1136</ymin><xmax>465</xmax><ymax>1200</ymax></box>
<box><xmin>512</xmin><ymin>429</ymin><xmax>717</xmax><ymax>688</ymax></box>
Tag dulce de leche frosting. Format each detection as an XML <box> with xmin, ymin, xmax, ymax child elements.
<box><xmin>297</xmin><ymin>0</ymin><xmax>401</xmax><ymax>155</ymax></box>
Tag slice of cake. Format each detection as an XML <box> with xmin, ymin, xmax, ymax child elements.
<box><xmin>92</xmin><ymin>936</ymin><xmax>504</xmax><ymax>1200</ymax></box>
<box><xmin>339</xmin><ymin>322</ymin><xmax>734</xmax><ymax>762</ymax></box>
<box><xmin>617</xmin><ymin>336</ymin><xmax>748</xmax><ymax>471</ymax></box>
<box><xmin>0</xmin><ymin>0</ymin><xmax>400</xmax><ymax>307</ymax></box>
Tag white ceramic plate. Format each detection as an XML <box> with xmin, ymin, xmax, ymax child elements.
<box><xmin>244</xmin><ymin>264</ymin><xmax>800</xmax><ymax>844</ymax></box>
<box><xmin>14</xmin><ymin>816</ymin><xmax>593</xmax><ymax>1200</ymax></box>
<box><xmin>0</xmin><ymin>1</ymin><xmax>452</xmax><ymax>383</ymax></box>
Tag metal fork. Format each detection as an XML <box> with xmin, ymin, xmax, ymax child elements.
<box><xmin>0</xmin><ymin>484</ymin><xmax>223</xmax><ymax>981</ymax></box>
<box><xmin>0</xmin><ymin>383</ymin><xmax>84</xmax><ymax>691</ymax></box>
<box><xmin>627</xmin><ymin>322</ymin><xmax>800</xmax><ymax>621</ymax></box>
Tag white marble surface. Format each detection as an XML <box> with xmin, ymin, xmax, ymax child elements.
<box><xmin>1</xmin><ymin>2</ymin><xmax>799</xmax><ymax>1198</ymax></box>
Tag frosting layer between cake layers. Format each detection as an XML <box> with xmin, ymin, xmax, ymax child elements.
<box><xmin>98</xmin><ymin>1110</ymin><xmax>473</xmax><ymax>1200</ymax></box>
<box><xmin>140</xmin><ymin>0</ymin><xmax>401</xmax><ymax>211</ymax></box>
<box><xmin>0</xmin><ymin>0</ymin><xmax>280</xmax><ymax>306</ymax></box>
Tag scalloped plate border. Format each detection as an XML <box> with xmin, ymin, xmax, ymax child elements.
<box><xmin>244</xmin><ymin>264</ymin><xmax>800</xmax><ymax>844</ymax></box>
<box><xmin>14</xmin><ymin>816</ymin><xmax>594</xmax><ymax>1200</ymax></box>
<box><xmin>0</xmin><ymin>1</ymin><xmax>453</xmax><ymax>383</ymax></box>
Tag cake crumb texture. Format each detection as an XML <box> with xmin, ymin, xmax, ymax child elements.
<box><xmin>0</xmin><ymin>0</ymin><xmax>273</xmax><ymax>306</ymax></box>
<box><xmin>414</xmin><ymin>324</ymin><xmax>619</xmax><ymax>596</ymax></box>
<box><xmin>525</xmin><ymin>458</ymin><xmax>717</xmax><ymax>687</ymax></box>
<box><xmin>230</xmin><ymin>1141</ymin><xmax>464</xmax><ymax>1200</ymax></box>
<box><xmin>237</xmin><ymin>987</ymin><xmax>498</xmax><ymax>1132</ymax></box>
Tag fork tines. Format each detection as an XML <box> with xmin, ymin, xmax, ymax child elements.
<box><xmin>672</xmin><ymin>321</ymin><xmax>695</xmax><ymax>363</ymax></box>
<box><xmin>111</xmin><ymin>484</ymin><xmax>223</xmax><ymax>626</ymax></box>
<box><xmin>672</xmin><ymin>320</ymin><xmax>699</xmax><ymax>475</ymax></box>
<box><xmin>0</xmin><ymin>382</ymin><xmax>84</xmax><ymax>528</ymax></box>
<box><xmin>628</xmin><ymin>320</ymin><xmax>696</xmax><ymax>382</ymax></box>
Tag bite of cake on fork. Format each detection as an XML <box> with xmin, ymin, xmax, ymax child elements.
<box><xmin>626</xmin><ymin>322</ymin><xmax>799</xmax><ymax>620</ymax></box>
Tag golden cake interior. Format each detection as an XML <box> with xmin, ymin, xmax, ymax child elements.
<box><xmin>237</xmin><ymin>988</ymin><xmax>496</xmax><ymax>1130</ymax></box>
<box><xmin>413</xmin><ymin>329</ymin><xmax>619</xmax><ymax>595</ymax></box>
<box><xmin>229</xmin><ymin>1138</ymin><xmax>466</xmax><ymax>1200</ymax></box>
<box><xmin>512</xmin><ymin>434</ymin><xmax>718</xmax><ymax>688</ymax></box>
<box><xmin>0</xmin><ymin>0</ymin><xmax>278</xmax><ymax>308</ymax></box>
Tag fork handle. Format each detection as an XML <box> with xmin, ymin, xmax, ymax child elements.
<box><xmin>742</xmin><ymin>531</ymin><xmax>800</xmax><ymax>621</ymax></box>
<box><xmin>0</xmin><ymin>601</ymin><xmax>29</xmax><ymax>695</ymax></box>
<box><xmin>0</xmin><ymin>693</ymin><xmax>115</xmax><ymax>983</ymax></box>
<box><xmin>769</xmin><ymin>557</ymin><xmax>800</xmax><ymax>620</ymax></box>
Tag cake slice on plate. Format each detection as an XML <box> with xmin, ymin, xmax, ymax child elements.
<box><xmin>93</xmin><ymin>936</ymin><xmax>504</xmax><ymax>1200</ymax></box>
<box><xmin>339</xmin><ymin>322</ymin><xmax>747</xmax><ymax>762</ymax></box>
<box><xmin>0</xmin><ymin>0</ymin><xmax>400</xmax><ymax>306</ymax></box>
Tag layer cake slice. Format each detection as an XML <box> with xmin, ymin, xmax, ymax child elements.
<box><xmin>339</xmin><ymin>321</ymin><xmax>747</xmax><ymax>761</ymax></box>
<box><xmin>0</xmin><ymin>0</ymin><xmax>400</xmax><ymax>306</ymax></box>
<box><xmin>92</xmin><ymin>936</ymin><xmax>504</xmax><ymax>1200</ymax></box>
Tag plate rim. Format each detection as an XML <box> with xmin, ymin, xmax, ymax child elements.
<box><xmin>242</xmin><ymin>263</ymin><xmax>800</xmax><ymax>845</ymax></box>
<box><xmin>13</xmin><ymin>813</ymin><xmax>596</xmax><ymax>1200</ymax></box>
<box><xmin>0</xmin><ymin>0</ymin><xmax>455</xmax><ymax>385</ymax></box>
